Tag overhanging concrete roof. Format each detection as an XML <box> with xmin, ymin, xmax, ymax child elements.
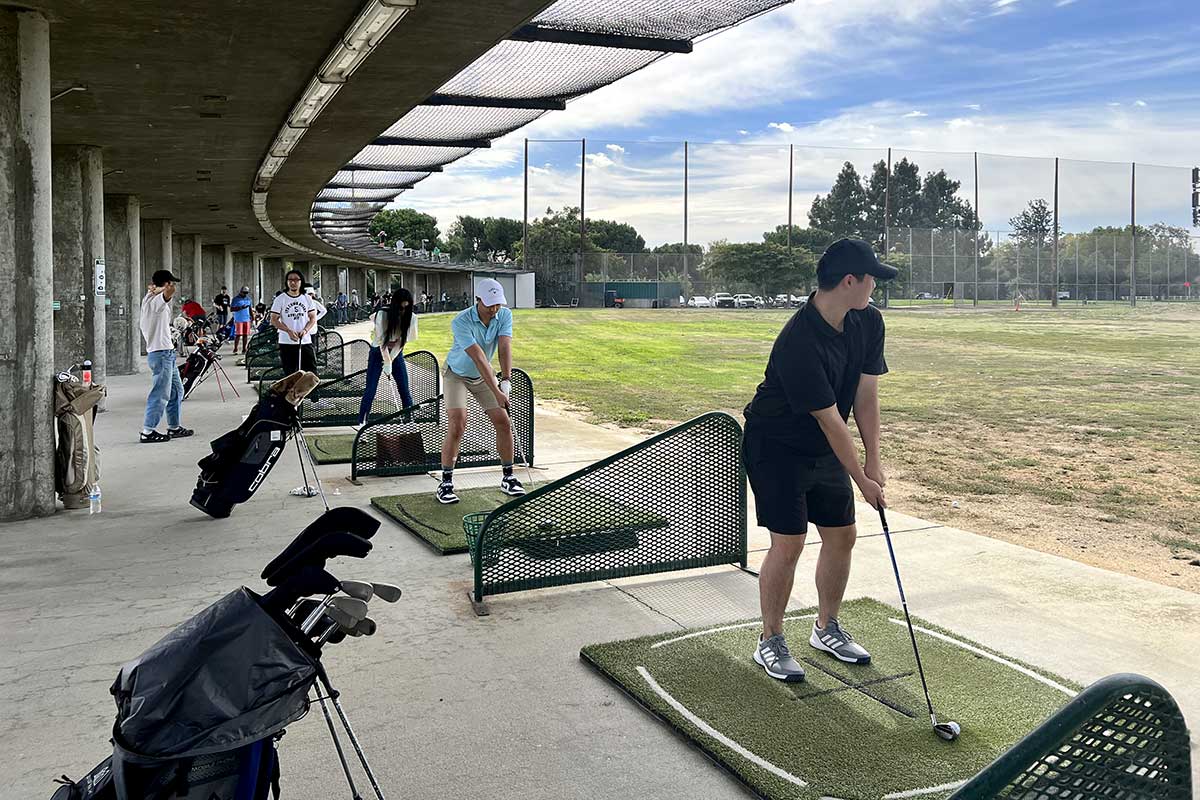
<box><xmin>38</xmin><ymin>0</ymin><xmax>549</xmax><ymax>262</ymax></box>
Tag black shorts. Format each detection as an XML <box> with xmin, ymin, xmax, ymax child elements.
<box><xmin>743</xmin><ymin>428</ymin><xmax>855</xmax><ymax>535</ymax></box>
<box><xmin>278</xmin><ymin>343</ymin><xmax>316</xmax><ymax>375</ymax></box>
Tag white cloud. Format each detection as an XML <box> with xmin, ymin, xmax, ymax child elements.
<box><xmin>606</xmin><ymin>143</ymin><xmax>626</xmax><ymax>154</ymax></box>
<box><xmin>768</xmin><ymin>122</ymin><xmax>795</xmax><ymax>133</ymax></box>
<box><xmin>903</xmin><ymin>110</ymin><xmax>928</xmax><ymax>117</ymax></box>
<box><xmin>965</xmin><ymin>103</ymin><xmax>982</xmax><ymax>111</ymax></box>
<box><xmin>1055</xmin><ymin>0</ymin><xmax>1077</xmax><ymax>6</ymax></box>
<box><xmin>737</xmin><ymin>129</ymin><xmax>749</xmax><ymax>136</ymax></box>
<box><xmin>1134</xmin><ymin>99</ymin><xmax>1147</xmax><ymax>107</ymax></box>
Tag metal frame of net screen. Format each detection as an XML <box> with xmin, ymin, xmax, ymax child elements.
<box><xmin>350</xmin><ymin>367</ymin><xmax>533</xmax><ymax>480</ymax></box>
<box><xmin>472</xmin><ymin>411</ymin><xmax>746</xmax><ymax>601</ymax></box>
<box><xmin>297</xmin><ymin>350</ymin><xmax>441</xmax><ymax>429</ymax></box>
<box><xmin>950</xmin><ymin>673</ymin><xmax>1192</xmax><ymax>800</ymax></box>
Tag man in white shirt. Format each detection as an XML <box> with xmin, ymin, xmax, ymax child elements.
<box><xmin>140</xmin><ymin>269</ymin><xmax>193</xmax><ymax>443</ymax></box>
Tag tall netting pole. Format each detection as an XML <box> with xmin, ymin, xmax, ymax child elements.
<box><xmin>1130</xmin><ymin>162</ymin><xmax>1137</xmax><ymax>307</ymax></box>
<box><xmin>973</xmin><ymin>152</ymin><xmax>980</xmax><ymax>307</ymax></box>
<box><xmin>683</xmin><ymin>140</ymin><xmax>689</xmax><ymax>289</ymax></box>
<box><xmin>787</xmin><ymin>144</ymin><xmax>794</xmax><ymax>251</ymax></box>
<box><xmin>580</xmin><ymin>138</ymin><xmax>586</xmax><ymax>278</ymax></box>
<box><xmin>883</xmin><ymin>147</ymin><xmax>890</xmax><ymax>307</ymax></box>
<box><xmin>1052</xmin><ymin>157</ymin><xmax>1060</xmax><ymax>308</ymax></box>
<box><xmin>522</xmin><ymin>138</ymin><xmax>528</xmax><ymax>270</ymax></box>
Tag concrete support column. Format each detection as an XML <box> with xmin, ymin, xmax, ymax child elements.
<box><xmin>140</xmin><ymin>219</ymin><xmax>170</xmax><ymax>355</ymax></box>
<box><xmin>104</xmin><ymin>195</ymin><xmax>140</xmax><ymax>374</ymax></box>
<box><xmin>222</xmin><ymin>245</ymin><xmax>234</xmax><ymax>294</ymax></box>
<box><xmin>201</xmin><ymin>244</ymin><xmax>224</xmax><ymax>303</ymax></box>
<box><xmin>262</xmin><ymin>257</ymin><xmax>284</xmax><ymax>297</ymax></box>
<box><xmin>232</xmin><ymin>251</ymin><xmax>254</xmax><ymax>296</ymax></box>
<box><xmin>0</xmin><ymin>10</ymin><xmax>55</xmax><ymax>519</ymax></box>
<box><xmin>80</xmin><ymin>148</ymin><xmax>106</xmax><ymax>394</ymax></box>
<box><xmin>173</xmin><ymin>234</ymin><xmax>202</xmax><ymax>304</ymax></box>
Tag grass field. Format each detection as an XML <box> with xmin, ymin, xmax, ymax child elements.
<box><xmin>411</xmin><ymin>303</ymin><xmax>1200</xmax><ymax>592</ymax></box>
<box><xmin>582</xmin><ymin>597</ymin><xmax>1078</xmax><ymax>800</ymax></box>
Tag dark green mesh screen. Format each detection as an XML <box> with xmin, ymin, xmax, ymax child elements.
<box><xmin>351</xmin><ymin>368</ymin><xmax>533</xmax><ymax>479</ymax></box>
<box><xmin>245</xmin><ymin>328</ymin><xmax>341</xmax><ymax>382</ymax></box>
<box><xmin>256</xmin><ymin>340</ymin><xmax>371</xmax><ymax>394</ymax></box>
<box><xmin>297</xmin><ymin>350</ymin><xmax>441</xmax><ymax>428</ymax></box>
<box><xmin>952</xmin><ymin>673</ymin><xmax>1192</xmax><ymax>800</ymax></box>
<box><xmin>471</xmin><ymin>412</ymin><xmax>745</xmax><ymax>601</ymax></box>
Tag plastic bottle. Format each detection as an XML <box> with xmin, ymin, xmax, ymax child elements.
<box><xmin>89</xmin><ymin>484</ymin><xmax>102</xmax><ymax>514</ymax></box>
<box><xmin>81</xmin><ymin>359</ymin><xmax>93</xmax><ymax>387</ymax></box>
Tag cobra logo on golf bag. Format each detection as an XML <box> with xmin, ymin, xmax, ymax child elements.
<box><xmin>249</xmin><ymin>446</ymin><xmax>282</xmax><ymax>493</ymax></box>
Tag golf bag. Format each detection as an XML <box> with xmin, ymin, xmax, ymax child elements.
<box><xmin>54</xmin><ymin>378</ymin><xmax>106</xmax><ymax>509</ymax></box>
<box><xmin>177</xmin><ymin>348</ymin><xmax>211</xmax><ymax>398</ymax></box>
<box><xmin>191</xmin><ymin>372</ymin><xmax>318</xmax><ymax>518</ymax></box>
<box><xmin>51</xmin><ymin>588</ymin><xmax>320</xmax><ymax>800</ymax></box>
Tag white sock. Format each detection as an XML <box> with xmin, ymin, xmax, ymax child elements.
<box><xmin>142</xmin><ymin>428</ymin><xmax>154</xmax><ymax>435</ymax></box>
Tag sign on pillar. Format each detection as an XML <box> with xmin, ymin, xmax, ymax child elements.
<box><xmin>94</xmin><ymin>257</ymin><xmax>106</xmax><ymax>295</ymax></box>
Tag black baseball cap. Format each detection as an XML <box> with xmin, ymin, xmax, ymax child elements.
<box><xmin>151</xmin><ymin>269</ymin><xmax>182</xmax><ymax>286</ymax></box>
<box><xmin>817</xmin><ymin>239</ymin><xmax>899</xmax><ymax>284</ymax></box>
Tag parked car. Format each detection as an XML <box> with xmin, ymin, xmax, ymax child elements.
<box><xmin>790</xmin><ymin>294</ymin><xmax>806</xmax><ymax>306</ymax></box>
<box><xmin>754</xmin><ymin>295</ymin><xmax>764</xmax><ymax>307</ymax></box>
<box><xmin>712</xmin><ymin>292</ymin><xmax>736</xmax><ymax>308</ymax></box>
<box><xmin>770</xmin><ymin>294</ymin><xmax>790</xmax><ymax>307</ymax></box>
<box><xmin>1057</xmin><ymin>290</ymin><xmax>1070</xmax><ymax>300</ymax></box>
<box><xmin>688</xmin><ymin>295</ymin><xmax>711</xmax><ymax>308</ymax></box>
<box><xmin>914</xmin><ymin>291</ymin><xmax>938</xmax><ymax>300</ymax></box>
<box><xmin>733</xmin><ymin>294</ymin><xmax>756</xmax><ymax>308</ymax></box>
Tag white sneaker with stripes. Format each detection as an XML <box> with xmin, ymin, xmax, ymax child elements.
<box><xmin>810</xmin><ymin>618</ymin><xmax>872</xmax><ymax>664</ymax></box>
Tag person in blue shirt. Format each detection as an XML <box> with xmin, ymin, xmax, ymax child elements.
<box><xmin>437</xmin><ymin>278</ymin><xmax>523</xmax><ymax>504</ymax></box>
<box><xmin>229</xmin><ymin>286</ymin><xmax>254</xmax><ymax>354</ymax></box>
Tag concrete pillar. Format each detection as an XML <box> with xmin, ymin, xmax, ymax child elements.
<box><xmin>262</xmin><ymin>257</ymin><xmax>284</xmax><ymax>299</ymax></box>
<box><xmin>201</xmin><ymin>244</ymin><xmax>225</xmax><ymax>304</ymax></box>
<box><xmin>222</xmin><ymin>245</ymin><xmax>234</xmax><ymax>294</ymax></box>
<box><xmin>173</xmin><ymin>234</ymin><xmax>202</xmax><ymax>304</ymax></box>
<box><xmin>0</xmin><ymin>9</ymin><xmax>55</xmax><ymax>519</ymax></box>
<box><xmin>80</xmin><ymin>148</ymin><xmax>106</xmax><ymax>395</ymax></box>
<box><xmin>232</xmin><ymin>251</ymin><xmax>254</xmax><ymax>296</ymax></box>
<box><xmin>104</xmin><ymin>195</ymin><xmax>140</xmax><ymax>374</ymax></box>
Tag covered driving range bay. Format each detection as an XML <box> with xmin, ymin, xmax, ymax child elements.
<box><xmin>581</xmin><ymin>598</ymin><xmax>1078</xmax><ymax>800</ymax></box>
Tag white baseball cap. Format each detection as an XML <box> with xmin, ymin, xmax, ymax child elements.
<box><xmin>476</xmin><ymin>278</ymin><xmax>507</xmax><ymax>306</ymax></box>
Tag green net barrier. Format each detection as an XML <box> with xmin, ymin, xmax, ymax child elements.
<box><xmin>350</xmin><ymin>367</ymin><xmax>533</xmax><ymax>480</ymax></box>
<box><xmin>244</xmin><ymin>327</ymin><xmax>341</xmax><ymax>382</ymax></box>
<box><xmin>470</xmin><ymin>411</ymin><xmax>745</xmax><ymax>602</ymax></box>
<box><xmin>951</xmin><ymin>673</ymin><xmax>1192</xmax><ymax>800</ymax></box>
<box><xmin>298</xmin><ymin>350</ymin><xmax>441</xmax><ymax>428</ymax></box>
<box><xmin>256</xmin><ymin>340</ymin><xmax>372</xmax><ymax>397</ymax></box>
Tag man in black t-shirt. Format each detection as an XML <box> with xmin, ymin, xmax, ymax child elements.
<box><xmin>744</xmin><ymin>238</ymin><xmax>897</xmax><ymax>683</ymax></box>
<box><xmin>213</xmin><ymin>287</ymin><xmax>231</xmax><ymax>328</ymax></box>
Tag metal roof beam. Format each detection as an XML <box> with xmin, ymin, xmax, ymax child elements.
<box><xmin>373</xmin><ymin>136</ymin><xmax>492</xmax><ymax>148</ymax></box>
<box><xmin>509</xmin><ymin>23</ymin><xmax>690</xmax><ymax>53</ymax></box>
<box><xmin>423</xmin><ymin>93</ymin><xmax>566</xmax><ymax>111</ymax></box>
<box><xmin>342</xmin><ymin>163</ymin><xmax>442</xmax><ymax>172</ymax></box>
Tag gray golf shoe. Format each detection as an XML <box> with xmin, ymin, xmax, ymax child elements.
<box><xmin>753</xmin><ymin>634</ymin><xmax>806</xmax><ymax>682</ymax></box>
<box><xmin>809</xmin><ymin>617</ymin><xmax>871</xmax><ymax>664</ymax></box>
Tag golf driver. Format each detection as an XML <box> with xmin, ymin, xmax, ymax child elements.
<box><xmin>878</xmin><ymin>506</ymin><xmax>961</xmax><ymax>742</ymax></box>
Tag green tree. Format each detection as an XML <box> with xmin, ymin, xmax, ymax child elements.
<box><xmin>513</xmin><ymin>206</ymin><xmax>605</xmax><ymax>262</ymax></box>
<box><xmin>483</xmin><ymin>217</ymin><xmax>523</xmax><ymax>260</ymax></box>
<box><xmin>1009</xmin><ymin>199</ymin><xmax>1054</xmax><ymax>247</ymax></box>
<box><xmin>587</xmin><ymin>218</ymin><xmax>646</xmax><ymax>254</ymax></box>
<box><xmin>651</xmin><ymin>242</ymin><xmax>704</xmax><ymax>255</ymax></box>
<box><xmin>917</xmin><ymin>170</ymin><xmax>979</xmax><ymax>229</ymax></box>
<box><xmin>762</xmin><ymin>225</ymin><xmax>834</xmax><ymax>254</ymax></box>
<box><xmin>703</xmin><ymin>242</ymin><xmax>815</xmax><ymax>294</ymax></box>
<box><xmin>369</xmin><ymin>208</ymin><xmax>440</xmax><ymax>249</ymax></box>
<box><xmin>445</xmin><ymin>215</ymin><xmax>487</xmax><ymax>259</ymax></box>
<box><xmin>808</xmin><ymin>162</ymin><xmax>867</xmax><ymax>239</ymax></box>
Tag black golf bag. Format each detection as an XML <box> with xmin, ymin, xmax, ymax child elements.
<box><xmin>51</xmin><ymin>588</ymin><xmax>320</xmax><ymax>800</ymax></box>
<box><xmin>177</xmin><ymin>349</ymin><xmax>211</xmax><ymax>398</ymax></box>
<box><xmin>191</xmin><ymin>372</ymin><xmax>318</xmax><ymax>518</ymax></box>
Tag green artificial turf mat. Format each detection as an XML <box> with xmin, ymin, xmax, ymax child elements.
<box><xmin>581</xmin><ymin>597</ymin><xmax>1079</xmax><ymax>800</ymax></box>
<box><xmin>307</xmin><ymin>434</ymin><xmax>356</xmax><ymax>464</ymax></box>
<box><xmin>372</xmin><ymin>482</ymin><xmax>547</xmax><ymax>554</ymax></box>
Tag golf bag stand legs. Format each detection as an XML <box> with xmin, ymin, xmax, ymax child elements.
<box><xmin>314</xmin><ymin>687</ymin><xmax>365</xmax><ymax>800</ymax></box>
<box><xmin>293</xmin><ymin>421</ymin><xmax>330</xmax><ymax>510</ymax></box>
<box><xmin>317</xmin><ymin>670</ymin><xmax>386</xmax><ymax>800</ymax></box>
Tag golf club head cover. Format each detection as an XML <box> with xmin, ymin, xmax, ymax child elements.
<box><xmin>260</xmin><ymin>566</ymin><xmax>341</xmax><ymax>613</ymax></box>
<box><xmin>264</xmin><ymin>531</ymin><xmax>373</xmax><ymax>587</ymax></box>
<box><xmin>260</xmin><ymin>507</ymin><xmax>381</xmax><ymax>581</ymax></box>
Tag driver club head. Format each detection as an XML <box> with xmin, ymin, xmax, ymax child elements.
<box><xmin>934</xmin><ymin>721</ymin><xmax>961</xmax><ymax>742</ymax></box>
<box><xmin>370</xmin><ymin>582</ymin><xmax>402</xmax><ymax>603</ymax></box>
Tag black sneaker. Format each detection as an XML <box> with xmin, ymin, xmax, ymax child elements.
<box><xmin>500</xmin><ymin>475</ymin><xmax>526</xmax><ymax>496</ymax></box>
<box><xmin>168</xmin><ymin>426</ymin><xmax>194</xmax><ymax>439</ymax></box>
<box><xmin>140</xmin><ymin>430</ymin><xmax>170</xmax><ymax>444</ymax></box>
<box><xmin>436</xmin><ymin>481</ymin><xmax>459</xmax><ymax>505</ymax></box>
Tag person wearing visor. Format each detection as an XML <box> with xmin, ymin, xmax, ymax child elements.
<box><xmin>743</xmin><ymin>238</ymin><xmax>898</xmax><ymax>683</ymax></box>
<box><xmin>435</xmin><ymin>278</ymin><xmax>524</xmax><ymax>504</ymax></box>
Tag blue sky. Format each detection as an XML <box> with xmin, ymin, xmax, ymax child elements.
<box><xmin>396</xmin><ymin>0</ymin><xmax>1200</xmax><ymax>246</ymax></box>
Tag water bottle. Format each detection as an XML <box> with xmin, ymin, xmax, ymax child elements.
<box><xmin>89</xmin><ymin>484</ymin><xmax>102</xmax><ymax>514</ymax></box>
<box><xmin>81</xmin><ymin>359</ymin><xmax>93</xmax><ymax>387</ymax></box>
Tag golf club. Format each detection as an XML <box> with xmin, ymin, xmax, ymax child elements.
<box><xmin>370</xmin><ymin>582</ymin><xmax>402</xmax><ymax>603</ymax></box>
<box><xmin>303</xmin><ymin>595</ymin><xmax>367</xmax><ymax>635</ymax></box>
<box><xmin>878</xmin><ymin>506</ymin><xmax>961</xmax><ymax>743</ymax></box>
<box><xmin>503</xmin><ymin>397</ymin><xmax>535</xmax><ymax>488</ymax></box>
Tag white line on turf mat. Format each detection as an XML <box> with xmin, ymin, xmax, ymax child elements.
<box><xmin>636</xmin><ymin>666</ymin><xmax>809</xmax><ymax>788</ymax></box>
<box><xmin>650</xmin><ymin>614</ymin><xmax>818</xmax><ymax>649</ymax></box>
<box><xmin>887</xmin><ymin>618</ymin><xmax>1075</xmax><ymax>697</ymax></box>
<box><xmin>881</xmin><ymin>779</ymin><xmax>967</xmax><ymax>798</ymax></box>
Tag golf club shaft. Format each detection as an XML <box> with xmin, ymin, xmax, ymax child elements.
<box><xmin>314</xmin><ymin>687</ymin><xmax>364</xmax><ymax>800</ymax></box>
<box><xmin>318</xmin><ymin>673</ymin><xmax>387</xmax><ymax>800</ymax></box>
<box><xmin>878</xmin><ymin>507</ymin><xmax>939</xmax><ymax>723</ymax></box>
<box><xmin>295</xmin><ymin>424</ymin><xmax>330</xmax><ymax>511</ymax></box>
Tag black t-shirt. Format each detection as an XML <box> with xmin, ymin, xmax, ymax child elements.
<box><xmin>743</xmin><ymin>294</ymin><xmax>887</xmax><ymax>456</ymax></box>
<box><xmin>214</xmin><ymin>293</ymin><xmax>230</xmax><ymax>312</ymax></box>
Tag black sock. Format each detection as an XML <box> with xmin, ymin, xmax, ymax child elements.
<box><xmin>442</xmin><ymin>468</ymin><xmax>453</xmax><ymax>484</ymax></box>
<box><xmin>502</xmin><ymin>463</ymin><xmax>513</xmax><ymax>478</ymax></box>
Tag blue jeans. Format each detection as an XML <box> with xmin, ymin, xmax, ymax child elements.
<box><xmin>358</xmin><ymin>346</ymin><xmax>412</xmax><ymax>423</ymax></box>
<box><xmin>144</xmin><ymin>349</ymin><xmax>183</xmax><ymax>430</ymax></box>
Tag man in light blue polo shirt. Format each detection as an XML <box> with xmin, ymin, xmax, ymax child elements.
<box><xmin>437</xmin><ymin>278</ymin><xmax>524</xmax><ymax>504</ymax></box>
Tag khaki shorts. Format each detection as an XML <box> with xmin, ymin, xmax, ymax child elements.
<box><xmin>442</xmin><ymin>366</ymin><xmax>499</xmax><ymax>411</ymax></box>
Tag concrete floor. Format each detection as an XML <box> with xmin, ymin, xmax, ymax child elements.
<box><xmin>2</xmin><ymin>352</ymin><xmax>1197</xmax><ymax>799</ymax></box>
